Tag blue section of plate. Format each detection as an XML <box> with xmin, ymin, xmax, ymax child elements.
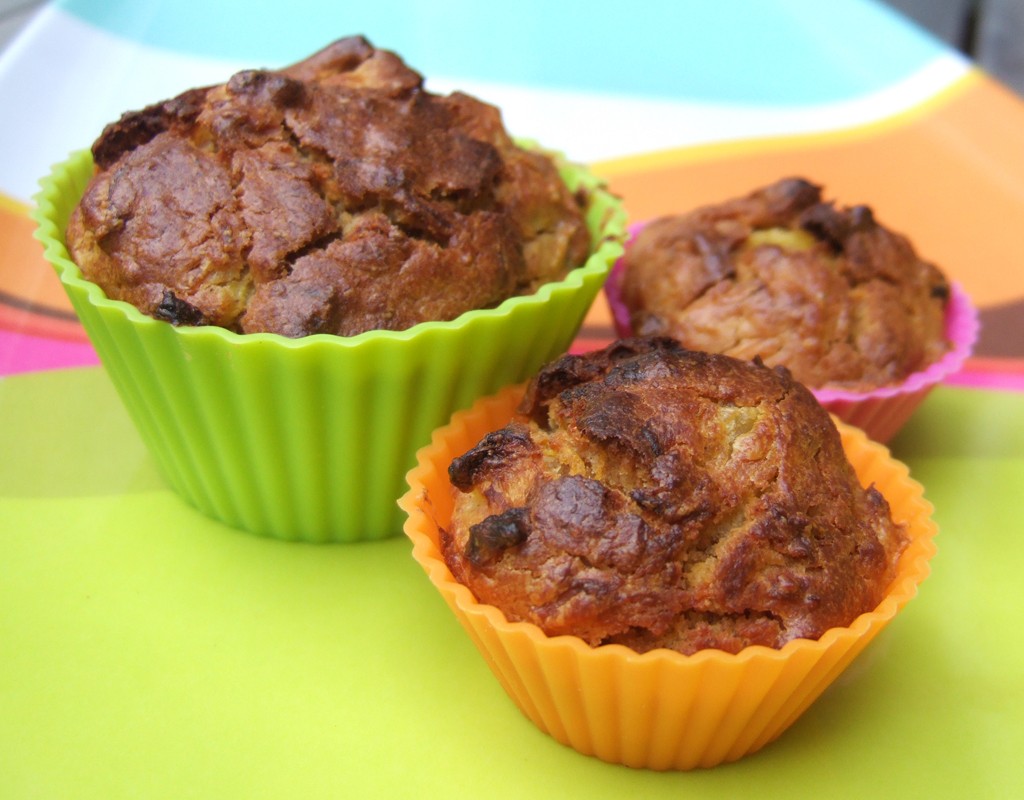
<box><xmin>56</xmin><ymin>0</ymin><xmax>949</xmax><ymax>104</ymax></box>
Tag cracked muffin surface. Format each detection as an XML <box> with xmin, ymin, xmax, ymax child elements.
<box><xmin>65</xmin><ymin>36</ymin><xmax>591</xmax><ymax>337</ymax></box>
<box><xmin>619</xmin><ymin>178</ymin><xmax>949</xmax><ymax>390</ymax></box>
<box><xmin>443</xmin><ymin>337</ymin><xmax>907</xmax><ymax>655</ymax></box>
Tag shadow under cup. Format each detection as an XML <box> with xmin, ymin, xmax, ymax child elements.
<box><xmin>33</xmin><ymin>149</ymin><xmax>626</xmax><ymax>543</ymax></box>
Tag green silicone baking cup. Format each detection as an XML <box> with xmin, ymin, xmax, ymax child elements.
<box><xmin>33</xmin><ymin>148</ymin><xmax>626</xmax><ymax>543</ymax></box>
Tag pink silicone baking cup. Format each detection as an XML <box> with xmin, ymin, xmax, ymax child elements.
<box><xmin>398</xmin><ymin>383</ymin><xmax>937</xmax><ymax>770</ymax></box>
<box><xmin>604</xmin><ymin>222</ymin><xmax>979</xmax><ymax>443</ymax></box>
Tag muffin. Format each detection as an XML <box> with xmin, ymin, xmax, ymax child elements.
<box><xmin>606</xmin><ymin>179</ymin><xmax>978</xmax><ymax>441</ymax></box>
<box><xmin>442</xmin><ymin>337</ymin><xmax>907</xmax><ymax>655</ymax></box>
<box><xmin>65</xmin><ymin>35</ymin><xmax>591</xmax><ymax>338</ymax></box>
<box><xmin>399</xmin><ymin>340</ymin><xmax>938</xmax><ymax>769</ymax></box>
<box><xmin>33</xmin><ymin>37</ymin><xmax>626</xmax><ymax>543</ymax></box>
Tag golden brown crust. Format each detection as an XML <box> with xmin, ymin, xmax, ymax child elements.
<box><xmin>66</xmin><ymin>36</ymin><xmax>590</xmax><ymax>337</ymax></box>
<box><xmin>619</xmin><ymin>178</ymin><xmax>950</xmax><ymax>390</ymax></box>
<box><xmin>443</xmin><ymin>337</ymin><xmax>907</xmax><ymax>655</ymax></box>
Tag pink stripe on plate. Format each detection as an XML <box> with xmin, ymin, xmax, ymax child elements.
<box><xmin>0</xmin><ymin>329</ymin><xmax>99</xmax><ymax>376</ymax></box>
<box><xmin>946</xmin><ymin>359</ymin><xmax>1024</xmax><ymax>392</ymax></box>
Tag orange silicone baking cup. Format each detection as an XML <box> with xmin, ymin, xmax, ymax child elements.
<box><xmin>398</xmin><ymin>383</ymin><xmax>937</xmax><ymax>770</ymax></box>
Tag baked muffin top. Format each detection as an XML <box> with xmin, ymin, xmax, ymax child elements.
<box><xmin>443</xmin><ymin>337</ymin><xmax>907</xmax><ymax>655</ymax></box>
<box><xmin>66</xmin><ymin>36</ymin><xmax>591</xmax><ymax>337</ymax></box>
<box><xmin>619</xmin><ymin>178</ymin><xmax>949</xmax><ymax>390</ymax></box>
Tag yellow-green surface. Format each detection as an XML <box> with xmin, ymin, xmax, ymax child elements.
<box><xmin>1</xmin><ymin>366</ymin><xmax>1022</xmax><ymax>798</ymax></box>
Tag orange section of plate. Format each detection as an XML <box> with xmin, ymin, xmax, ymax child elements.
<box><xmin>0</xmin><ymin>195</ymin><xmax>86</xmax><ymax>342</ymax></box>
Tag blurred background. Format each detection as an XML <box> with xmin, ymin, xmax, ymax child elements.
<box><xmin>885</xmin><ymin>0</ymin><xmax>1024</xmax><ymax>95</ymax></box>
<box><xmin>2</xmin><ymin>0</ymin><xmax>1023</xmax><ymax>97</ymax></box>
<box><xmin>1</xmin><ymin>0</ymin><xmax>1021</xmax><ymax>96</ymax></box>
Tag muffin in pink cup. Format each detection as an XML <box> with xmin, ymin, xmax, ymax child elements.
<box><xmin>605</xmin><ymin>178</ymin><xmax>978</xmax><ymax>442</ymax></box>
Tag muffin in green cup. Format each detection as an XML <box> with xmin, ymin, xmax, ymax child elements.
<box><xmin>32</xmin><ymin>39</ymin><xmax>626</xmax><ymax>543</ymax></box>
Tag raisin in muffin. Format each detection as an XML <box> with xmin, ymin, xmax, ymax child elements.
<box><xmin>65</xmin><ymin>35</ymin><xmax>590</xmax><ymax>338</ymax></box>
<box><xmin>442</xmin><ymin>337</ymin><xmax>907</xmax><ymax>655</ymax></box>
<box><xmin>617</xmin><ymin>178</ymin><xmax>950</xmax><ymax>391</ymax></box>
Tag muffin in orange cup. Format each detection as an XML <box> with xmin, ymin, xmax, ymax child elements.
<box><xmin>605</xmin><ymin>178</ymin><xmax>978</xmax><ymax>442</ymax></box>
<box><xmin>399</xmin><ymin>338</ymin><xmax>937</xmax><ymax>769</ymax></box>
